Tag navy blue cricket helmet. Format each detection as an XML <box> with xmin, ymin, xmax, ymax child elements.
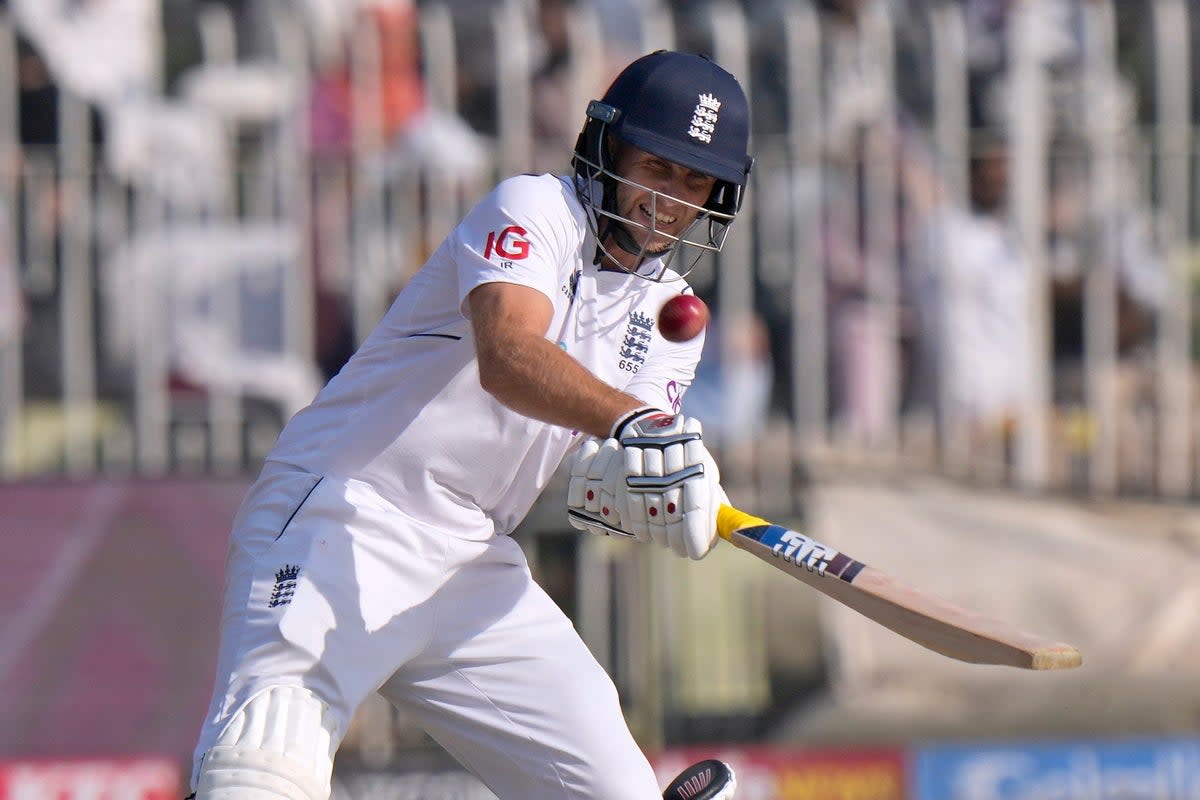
<box><xmin>571</xmin><ymin>50</ymin><xmax>754</xmax><ymax>279</ymax></box>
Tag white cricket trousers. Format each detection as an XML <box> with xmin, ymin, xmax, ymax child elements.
<box><xmin>191</xmin><ymin>462</ymin><xmax>661</xmax><ymax>799</ymax></box>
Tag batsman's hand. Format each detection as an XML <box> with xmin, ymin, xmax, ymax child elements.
<box><xmin>611</xmin><ymin>409</ymin><xmax>725</xmax><ymax>560</ymax></box>
<box><xmin>566</xmin><ymin>438</ymin><xmax>635</xmax><ymax>539</ymax></box>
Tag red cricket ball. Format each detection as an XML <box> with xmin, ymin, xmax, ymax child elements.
<box><xmin>657</xmin><ymin>294</ymin><xmax>710</xmax><ymax>343</ymax></box>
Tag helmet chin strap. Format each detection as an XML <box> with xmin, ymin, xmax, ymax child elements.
<box><xmin>595</xmin><ymin>210</ymin><xmax>709</xmax><ymax>279</ymax></box>
<box><xmin>599</xmin><ymin>173</ymin><xmax>646</xmax><ymax>258</ymax></box>
<box><xmin>605</xmin><ymin>219</ymin><xmax>651</xmax><ymax>258</ymax></box>
<box><xmin>593</xmin><ymin>225</ymin><xmax>645</xmax><ymax>275</ymax></box>
<box><xmin>595</xmin><ymin>177</ymin><xmax>671</xmax><ymax>270</ymax></box>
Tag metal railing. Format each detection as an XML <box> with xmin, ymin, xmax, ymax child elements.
<box><xmin>2</xmin><ymin>0</ymin><xmax>1193</xmax><ymax>498</ymax></box>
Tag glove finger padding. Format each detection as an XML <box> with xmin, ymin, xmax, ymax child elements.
<box><xmin>677</xmin><ymin>448</ymin><xmax>722</xmax><ymax>559</ymax></box>
<box><xmin>567</xmin><ymin>438</ymin><xmax>629</xmax><ymax>536</ymax></box>
<box><xmin>617</xmin><ymin>414</ymin><xmax>724</xmax><ymax>560</ymax></box>
<box><xmin>586</xmin><ymin>439</ymin><xmax>623</xmax><ymax>522</ymax></box>
<box><xmin>634</xmin><ymin>489</ymin><xmax>684</xmax><ymax>551</ymax></box>
<box><xmin>627</xmin><ymin>465</ymin><xmax>719</xmax><ymax>559</ymax></box>
<box><xmin>566</xmin><ymin>439</ymin><xmax>599</xmax><ymax>509</ymax></box>
<box><xmin>667</xmin><ymin>517</ymin><xmax>689</xmax><ymax>559</ymax></box>
<box><xmin>623</xmin><ymin>446</ymin><xmax>661</xmax><ymax>547</ymax></box>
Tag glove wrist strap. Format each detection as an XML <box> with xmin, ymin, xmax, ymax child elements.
<box><xmin>609</xmin><ymin>406</ymin><xmax>662</xmax><ymax>440</ymax></box>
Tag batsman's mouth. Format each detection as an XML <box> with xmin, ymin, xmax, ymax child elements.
<box><xmin>631</xmin><ymin>206</ymin><xmax>684</xmax><ymax>252</ymax></box>
<box><xmin>638</xmin><ymin>203</ymin><xmax>677</xmax><ymax>226</ymax></box>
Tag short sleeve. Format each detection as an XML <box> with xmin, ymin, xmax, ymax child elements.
<box><xmin>622</xmin><ymin>329</ymin><xmax>705</xmax><ymax>415</ymax></box>
<box><xmin>453</xmin><ymin>175</ymin><xmax>579</xmax><ymax>316</ymax></box>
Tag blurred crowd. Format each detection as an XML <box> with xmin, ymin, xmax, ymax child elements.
<box><xmin>0</xmin><ymin>0</ymin><xmax>1194</xmax><ymax>485</ymax></box>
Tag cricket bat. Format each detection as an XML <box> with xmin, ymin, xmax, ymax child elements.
<box><xmin>718</xmin><ymin>504</ymin><xmax>1082</xmax><ymax>670</ymax></box>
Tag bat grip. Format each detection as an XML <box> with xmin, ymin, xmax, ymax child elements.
<box><xmin>716</xmin><ymin>504</ymin><xmax>771</xmax><ymax>541</ymax></box>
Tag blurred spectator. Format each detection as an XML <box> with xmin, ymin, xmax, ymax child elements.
<box><xmin>962</xmin><ymin>0</ymin><xmax>1125</xmax><ymax>135</ymax></box>
<box><xmin>813</xmin><ymin>0</ymin><xmax>928</xmax><ymax>437</ymax></box>
<box><xmin>305</xmin><ymin>0</ymin><xmax>488</xmax><ymax>380</ymax></box>
<box><xmin>102</xmin><ymin>224</ymin><xmax>325</xmax><ymax>420</ymax></box>
<box><xmin>12</xmin><ymin>0</ymin><xmax>230</xmax><ymax>213</ymax></box>
<box><xmin>678</xmin><ymin>0</ymin><xmax>942</xmax><ymax>434</ymax></box>
<box><xmin>902</xmin><ymin>125</ymin><xmax>1167</xmax><ymax>437</ymax></box>
<box><xmin>1115</xmin><ymin>0</ymin><xmax>1200</xmax><ymax>129</ymax></box>
<box><xmin>815</xmin><ymin>0</ymin><xmax>892</xmax><ymax>161</ymax></box>
<box><xmin>9</xmin><ymin>0</ymin><xmax>161</xmax><ymax>106</ymax></box>
<box><xmin>437</xmin><ymin>0</ymin><xmax>642</xmax><ymax>147</ymax></box>
<box><xmin>529</xmin><ymin>0</ymin><xmax>576</xmax><ymax>172</ymax></box>
<box><xmin>529</xmin><ymin>0</ymin><xmax>632</xmax><ymax>173</ymax></box>
<box><xmin>303</xmin><ymin>0</ymin><xmax>488</xmax><ymax>193</ymax></box>
<box><xmin>429</xmin><ymin>0</ymin><xmax>502</xmax><ymax>137</ymax></box>
<box><xmin>962</xmin><ymin>0</ymin><xmax>1016</xmax><ymax>128</ymax></box>
<box><xmin>10</xmin><ymin>39</ymin><xmax>120</xmax><ymax>403</ymax></box>
<box><xmin>682</xmin><ymin>309</ymin><xmax>774</xmax><ymax>445</ymax></box>
<box><xmin>1043</xmin><ymin>137</ymin><xmax>1166</xmax><ymax>367</ymax></box>
<box><xmin>738</xmin><ymin>0</ymin><xmax>911</xmax><ymax>436</ymax></box>
<box><xmin>307</xmin><ymin>2</ymin><xmax>426</xmax><ymax>158</ymax></box>
<box><xmin>903</xmin><ymin>129</ymin><xmax>1036</xmax><ymax>431</ymax></box>
<box><xmin>16</xmin><ymin>38</ymin><xmax>65</xmax><ymax>147</ymax></box>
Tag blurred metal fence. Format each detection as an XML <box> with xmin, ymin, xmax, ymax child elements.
<box><xmin>1</xmin><ymin>0</ymin><xmax>1198</xmax><ymax>754</ymax></box>
<box><xmin>1</xmin><ymin>0</ymin><xmax>1194</xmax><ymax>499</ymax></box>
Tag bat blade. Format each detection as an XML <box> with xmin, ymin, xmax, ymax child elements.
<box><xmin>717</xmin><ymin>505</ymin><xmax>1082</xmax><ymax>670</ymax></box>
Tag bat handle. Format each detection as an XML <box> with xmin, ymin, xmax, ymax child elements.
<box><xmin>716</xmin><ymin>503</ymin><xmax>771</xmax><ymax>541</ymax></box>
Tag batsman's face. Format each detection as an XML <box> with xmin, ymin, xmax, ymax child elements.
<box><xmin>611</xmin><ymin>145</ymin><xmax>716</xmax><ymax>257</ymax></box>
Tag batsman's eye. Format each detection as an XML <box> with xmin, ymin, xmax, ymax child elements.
<box><xmin>685</xmin><ymin>173</ymin><xmax>713</xmax><ymax>194</ymax></box>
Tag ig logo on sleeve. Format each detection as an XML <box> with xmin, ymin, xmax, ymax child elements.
<box><xmin>483</xmin><ymin>226</ymin><xmax>531</xmax><ymax>268</ymax></box>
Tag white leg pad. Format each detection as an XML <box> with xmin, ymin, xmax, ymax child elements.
<box><xmin>194</xmin><ymin>686</ymin><xmax>338</xmax><ymax>800</ymax></box>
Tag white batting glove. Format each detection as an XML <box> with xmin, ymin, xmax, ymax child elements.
<box><xmin>566</xmin><ymin>438</ymin><xmax>635</xmax><ymax>539</ymax></box>
<box><xmin>612</xmin><ymin>409</ymin><xmax>725</xmax><ymax>560</ymax></box>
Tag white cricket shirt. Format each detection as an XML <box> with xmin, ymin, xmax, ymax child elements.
<box><xmin>268</xmin><ymin>174</ymin><xmax>705</xmax><ymax>538</ymax></box>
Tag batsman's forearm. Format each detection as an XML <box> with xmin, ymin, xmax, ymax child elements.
<box><xmin>477</xmin><ymin>333</ymin><xmax>643</xmax><ymax>439</ymax></box>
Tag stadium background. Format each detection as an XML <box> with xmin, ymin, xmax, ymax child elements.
<box><xmin>2</xmin><ymin>0</ymin><xmax>1200</xmax><ymax>797</ymax></box>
